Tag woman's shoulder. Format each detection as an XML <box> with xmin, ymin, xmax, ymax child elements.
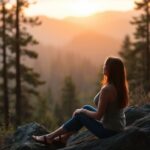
<box><xmin>100</xmin><ymin>84</ymin><xmax>117</xmax><ymax>100</ymax></box>
<box><xmin>101</xmin><ymin>84</ymin><xmax>116</xmax><ymax>92</ymax></box>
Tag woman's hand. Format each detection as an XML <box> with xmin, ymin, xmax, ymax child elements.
<box><xmin>72</xmin><ymin>108</ymin><xmax>84</xmax><ymax>117</ymax></box>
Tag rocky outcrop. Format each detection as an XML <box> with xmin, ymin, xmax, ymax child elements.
<box><xmin>1</xmin><ymin>104</ymin><xmax>150</xmax><ymax>150</ymax></box>
<box><xmin>125</xmin><ymin>104</ymin><xmax>150</xmax><ymax>125</ymax></box>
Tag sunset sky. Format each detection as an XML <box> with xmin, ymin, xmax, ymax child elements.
<box><xmin>10</xmin><ymin>0</ymin><xmax>138</xmax><ymax>19</ymax></box>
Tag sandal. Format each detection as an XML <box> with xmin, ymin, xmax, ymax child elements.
<box><xmin>52</xmin><ymin>135</ymin><xmax>66</xmax><ymax>148</ymax></box>
<box><xmin>32</xmin><ymin>135</ymin><xmax>52</xmax><ymax>145</ymax></box>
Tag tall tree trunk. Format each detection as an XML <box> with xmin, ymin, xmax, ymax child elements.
<box><xmin>145</xmin><ymin>0</ymin><xmax>150</xmax><ymax>92</ymax></box>
<box><xmin>145</xmin><ymin>2</ymin><xmax>150</xmax><ymax>89</ymax></box>
<box><xmin>15</xmin><ymin>0</ymin><xmax>21</xmax><ymax>127</ymax></box>
<box><xmin>2</xmin><ymin>0</ymin><xmax>9</xmax><ymax>129</ymax></box>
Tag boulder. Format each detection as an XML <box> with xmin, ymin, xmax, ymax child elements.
<box><xmin>2</xmin><ymin>104</ymin><xmax>150</xmax><ymax>150</ymax></box>
<box><xmin>63</xmin><ymin>114</ymin><xmax>150</xmax><ymax>150</ymax></box>
<box><xmin>125</xmin><ymin>104</ymin><xmax>150</xmax><ymax>125</ymax></box>
<box><xmin>2</xmin><ymin>123</ymin><xmax>58</xmax><ymax>150</ymax></box>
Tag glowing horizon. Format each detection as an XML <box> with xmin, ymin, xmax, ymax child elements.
<box><xmin>11</xmin><ymin>0</ymin><xmax>136</xmax><ymax>19</ymax></box>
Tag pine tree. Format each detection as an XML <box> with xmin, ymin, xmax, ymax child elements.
<box><xmin>135</xmin><ymin>0</ymin><xmax>150</xmax><ymax>83</ymax></box>
<box><xmin>131</xmin><ymin>0</ymin><xmax>150</xmax><ymax>91</ymax></box>
<box><xmin>119</xmin><ymin>35</ymin><xmax>138</xmax><ymax>89</ymax></box>
<box><xmin>54</xmin><ymin>103</ymin><xmax>64</xmax><ymax>126</ymax></box>
<box><xmin>119</xmin><ymin>0</ymin><xmax>150</xmax><ymax>92</ymax></box>
<box><xmin>15</xmin><ymin>0</ymin><xmax>21</xmax><ymax>127</ymax></box>
<box><xmin>0</xmin><ymin>0</ymin><xmax>44</xmax><ymax>127</ymax></box>
<box><xmin>0</xmin><ymin>0</ymin><xmax>10</xmax><ymax>129</ymax></box>
<box><xmin>61</xmin><ymin>76</ymin><xmax>80</xmax><ymax>121</ymax></box>
<box><xmin>14</xmin><ymin>0</ymin><xmax>44</xmax><ymax>125</ymax></box>
<box><xmin>34</xmin><ymin>95</ymin><xmax>55</xmax><ymax>129</ymax></box>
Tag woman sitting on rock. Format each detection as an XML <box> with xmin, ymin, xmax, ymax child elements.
<box><xmin>32</xmin><ymin>56</ymin><xmax>129</xmax><ymax>147</ymax></box>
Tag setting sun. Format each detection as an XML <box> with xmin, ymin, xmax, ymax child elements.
<box><xmin>68</xmin><ymin>0</ymin><xmax>100</xmax><ymax>17</ymax></box>
<box><xmin>24</xmin><ymin>0</ymin><xmax>135</xmax><ymax>19</ymax></box>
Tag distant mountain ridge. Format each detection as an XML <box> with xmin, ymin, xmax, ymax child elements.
<box><xmin>63</xmin><ymin>29</ymin><xmax>120</xmax><ymax>65</ymax></box>
<box><xmin>28</xmin><ymin>10</ymin><xmax>136</xmax><ymax>65</ymax></box>
<box><xmin>26</xmin><ymin>10</ymin><xmax>138</xmax><ymax>100</ymax></box>
<box><xmin>29</xmin><ymin>10</ymin><xmax>136</xmax><ymax>47</ymax></box>
<box><xmin>64</xmin><ymin>10</ymin><xmax>136</xmax><ymax>40</ymax></box>
<box><xmin>28</xmin><ymin>15</ymin><xmax>85</xmax><ymax>47</ymax></box>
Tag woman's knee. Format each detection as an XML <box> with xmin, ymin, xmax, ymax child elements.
<box><xmin>75</xmin><ymin>112</ymin><xmax>89</xmax><ymax>121</ymax></box>
<box><xmin>82</xmin><ymin>105</ymin><xmax>92</xmax><ymax>110</ymax></box>
<box><xmin>82</xmin><ymin>105</ymin><xmax>96</xmax><ymax>112</ymax></box>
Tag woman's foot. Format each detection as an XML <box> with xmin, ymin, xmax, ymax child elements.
<box><xmin>32</xmin><ymin>134</ymin><xmax>54</xmax><ymax>145</ymax></box>
<box><xmin>32</xmin><ymin>135</ymin><xmax>66</xmax><ymax>148</ymax></box>
<box><xmin>53</xmin><ymin>135</ymin><xmax>67</xmax><ymax>144</ymax></box>
<box><xmin>52</xmin><ymin>135</ymin><xmax>67</xmax><ymax>148</ymax></box>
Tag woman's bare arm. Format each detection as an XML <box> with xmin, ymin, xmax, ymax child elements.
<box><xmin>81</xmin><ymin>86</ymin><xmax>111</xmax><ymax>120</ymax></box>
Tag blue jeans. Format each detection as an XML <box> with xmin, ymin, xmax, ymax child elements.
<box><xmin>62</xmin><ymin>105</ymin><xmax>118</xmax><ymax>138</ymax></box>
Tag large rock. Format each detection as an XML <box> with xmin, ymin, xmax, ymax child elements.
<box><xmin>2</xmin><ymin>123</ymin><xmax>58</xmax><ymax>150</ymax></box>
<box><xmin>125</xmin><ymin>104</ymin><xmax>150</xmax><ymax>125</ymax></box>
<box><xmin>63</xmin><ymin>114</ymin><xmax>150</xmax><ymax>150</ymax></box>
<box><xmin>2</xmin><ymin>104</ymin><xmax>150</xmax><ymax>150</ymax></box>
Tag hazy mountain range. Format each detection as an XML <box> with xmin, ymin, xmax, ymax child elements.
<box><xmin>27</xmin><ymin>10</ymin><xmax>137</xmax><ymax>100</ymax></box>
<box><xmin>29</xmin><ymin>10</ymin><xmax>136</xmax><ymax>65</ymax></box>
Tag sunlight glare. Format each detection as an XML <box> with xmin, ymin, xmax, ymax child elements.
<box><xmin>23</xmin><ymin>0</ymin><xmax>135</xmax><ymax>19</ymax></box>
<box><xmin>5</xmin><ymin>2</ymin><xmax>12</xmax><ymax>9</ymax></box>
<box><xmin>69</xmin><ymin>0</ymin><xmax>100</xmax><ymax>17</ymax></box>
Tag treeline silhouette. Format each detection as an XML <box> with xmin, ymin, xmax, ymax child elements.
<box><xmin>0</xmin><ymin>0</ymin><xmax>43</xmax><ymax>129</ymax></box>
<box><xmin>119</xmin><ymin>0</ymin><xmax>150</xmax><ymax>105</ymax></box>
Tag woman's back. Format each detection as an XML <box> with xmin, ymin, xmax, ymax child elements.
<box><xmin>95</xmin><ymin>84</ymin><xmax>126</xmax><ymax>132</ymax></box>
<box><xmin>102</xmin><ymin>99</ymin><xmax>126</xmax><ymax>132</ymax></box>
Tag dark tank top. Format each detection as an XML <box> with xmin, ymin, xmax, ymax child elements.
<box><xmin>93</xmin><ymin>91</ymin><xmax>126</xmax><ymax>132</ymax></box>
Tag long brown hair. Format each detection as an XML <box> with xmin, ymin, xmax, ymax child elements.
<box><xmin>102</xmin><ymin>56</ymin><xmax>129</xmax><ymax>108</ymax></box>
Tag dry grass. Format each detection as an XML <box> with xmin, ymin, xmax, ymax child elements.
<box><xmin>129</xmin><ymin>86</ymin><xmax>150</xmax><ymax>106</ymax></box>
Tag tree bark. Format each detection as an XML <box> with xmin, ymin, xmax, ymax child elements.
<box><xmin>2</xmin><ymin>0</ymin><xmax>9</xmax><ymax>129</ymax></box>
<box><xmin>145</xmin><ymin>1</ymin><xmax>150</xmax><ymax>90</ymax></box>
<box><xmin>15</xmin><ymin>0</ymin><xmax>21</xmax><ymax>127</ymax></box>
